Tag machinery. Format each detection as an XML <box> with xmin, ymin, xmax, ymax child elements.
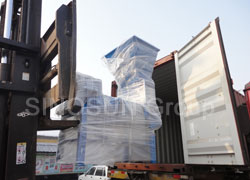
<box><xmin>0</xmin><ymin>0</ymin><xmax>78</xmax><ymax>179</ymax></box>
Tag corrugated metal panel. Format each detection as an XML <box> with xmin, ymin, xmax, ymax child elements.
<box><xmin>155</xmin><ymin>105</ymin><xmax>184</xmax><ymax>164</ymax></box>
<box><xmin>234</xmin><ymin>90</ymin><xmax>246</xmax><ymax>107</ymax></box>
<box><xmin>152</xmin><ymin>58</ymin><xmax>247</xmax><ymax>165</ymax></box>
<box><xmin>175</xmin><ymin>18</ymin><xmax>244</xmax><ymax>165</ymax></box>
<box><xmin>152</xmin><ymin>22</ymin><xmax>249</xmax><ymax>165</ymax></box>
<box><xmin>153</xmin><ymin>58</ymin><xmax>178</xmax><ymax>102</ymax></box>
<box><xmin>37</xmin><ymin>143</ymin><xmax>58</xmax><ymax>153</ymax></box>
<box><xmin>153</xmin><ymin>55</ymin><xmax>184</xmax><ymax>164</ymax></box>
<box><xmin>245</xmin><ymin>82</ymin><xmax>250</xmax><ymax>120</ymax></box>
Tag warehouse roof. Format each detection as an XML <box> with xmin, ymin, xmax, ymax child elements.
<box><xmin>37</xmin><ymin>135</ymin><xmax>58</xmax><ymax>153</ymax></box>
<box><xmin>37</xmin><ymin>143</ymin><xmax>58</xmax><ymax>153</ymax></box>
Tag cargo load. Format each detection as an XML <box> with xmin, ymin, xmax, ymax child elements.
<box><xmin>55</xmin><ymin>73</ymin><xmax>103</xmax><ymax>116</ymax></box>
<box><xmin>56</xmin><ymin>36</ymin><xmax>162</xmax><ymax>165</ymax></box>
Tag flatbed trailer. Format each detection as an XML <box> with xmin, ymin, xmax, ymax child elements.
<box><xmin>114</xmin><ymin>163</ymin><xmax>250</xmax><ymax>180</ymax></box>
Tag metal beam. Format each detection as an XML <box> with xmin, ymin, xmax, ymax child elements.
<box><xmin>115</xmin><ymin>163</ymin><xmax>187</xmax><ymax>173</ymax></box>
<box><xmin>40</xmin><ymin>23</ymin><xmax>58</xmax><ymax>64</ymax></box>
<box><xmin>38</xmin><ymin>118</ymin><xmax>79</xmax><ymax>131</ymax></box>
<box><xmin>40</xmin><ymin>64</ymin><xmax>58</xmax><ymax>85</ymax></box>
<box><xmin>3</xmin><ymin>0</ymin><xmax>42</xmax><ymax>179</ymax></box>
<box><xmin>0</xmin><ymin>36</ymin><xmax>38</xmax><ymax>53</ymax></box>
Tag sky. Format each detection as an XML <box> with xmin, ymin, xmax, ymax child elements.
<box><xmin>19</xmin><ymin>0</ymin><xmax>250</xmax><ymax>136</ymax></box>
<box><xmin>40</xmin><ymin>0</ymin><xmax>250</xmax><ymax>94</ymax></box>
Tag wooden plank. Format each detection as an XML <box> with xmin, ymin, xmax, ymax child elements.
<box><xmin>44</xmin><ymin>84</ymin><xmax>60</xmax><ymax>109</ymax></box>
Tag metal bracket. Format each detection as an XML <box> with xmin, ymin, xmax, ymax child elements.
<box><xmin>0</xmin><ymin>36</ymin><xmax>39</xmax><ymax>54</ymax></box>
<box><xmin>0</xmin><ymin>37</ymin><xmax>39</xmax><ymax>92</ymax></box>
<box><xmin>39</xmin><ymin>1</ymin><xmax>77</xmax><ymax>130</ymax></box>
<box><xmin>38</xmin><ymin>117</ymin><xmax>79</xmax><ymax>131</ymax></box>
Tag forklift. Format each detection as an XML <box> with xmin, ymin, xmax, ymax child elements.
<box><xmin>0</xmin><ymin>0</ymin><xmax>78</xmax><ymax>179</ymax></box>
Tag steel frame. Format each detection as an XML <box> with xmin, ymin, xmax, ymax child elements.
<box><xmin>115</xmin><ymin>162</ymin><xmax>187</xmax><ymax>173</ymax></box>
<box><xmin>0</xmin><ymin>0</ymin><xmax>78</xmax><ymax>179</ymax></box>
<box><xmin>39</xmin><ymin>1</ymin><xmax>78</xmax><ymax>131</ymax></box>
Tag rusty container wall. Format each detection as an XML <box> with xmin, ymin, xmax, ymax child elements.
<box><xmin>245</xmin><ymin>82</ymin><xmax>250</xmax><ymax>120</ymax></box>
<box><xmin>234</xmin><ymin>90</ymin><xmax>246</xmax><ymax>107</ymax></box>
<box><xmin>152</xmin><ymin>54</ymin><xmax>184</xmax><ymax>164</ymax></box>
<box><xmin>234</xmin><ymin>90</ymin><xmax>250</xmax><ymax>146</ymax></box>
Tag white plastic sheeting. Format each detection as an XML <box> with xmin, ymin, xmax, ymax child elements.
<box><xmin>57</xmin><ymin>96</ymin><xmax>158</xmax><ymax>165</ymax></box>
<box><xmin>56</xmin><ymin>36</ymin><xmax>162</xmax><ymax>166</ymax></box>
<box><xmin>55</xmin><ymin>73</ymin><xmax>102</xmax><ymax>116</ymax></box>
<box><xmin>104</xmin><ymin>36</ymin><xmax>159</xmax><ymax>106</ymax></box>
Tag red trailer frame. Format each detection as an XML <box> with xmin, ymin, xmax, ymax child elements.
<box><xmin>244</xmin><ymin>82</ymin><xmax>250</xmax><ymax>120</ymax></box>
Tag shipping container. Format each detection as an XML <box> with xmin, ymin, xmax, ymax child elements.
<box><xmin>153</xmin><ymin>53</ymin><xmax>184</xmax><ymax>164</ymax></box>
<box><xmin>245</xmin><ymin>82</ymin><xmax>250</xmax><ymax>120</ymax></box>
<box><xmin>116</xmin><ymin>18</ymin><xmax>250</xmax><ymax>179</ymax></box>
<box><xmin>152</xmin><ymin>17</ymin><xmax>250</xmax><ymax>166</ymax></box>
<box><xmin>234</xmin><ymin>91</ymin><xmax>245</xmax><ymax>107</ymax></box>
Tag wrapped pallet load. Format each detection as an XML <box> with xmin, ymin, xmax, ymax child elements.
<box><xmin>56</xmin><ymin>36</ymin><xmax>162</xmax><ymax>166</ymax></box>
<box><xmin>55</xmin><ymin>73</ymin><xmax>103</xmax><ymax>116</ymax></box>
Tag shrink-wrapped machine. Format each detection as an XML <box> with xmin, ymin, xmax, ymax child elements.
<box><xmin>56</xmin><ymin>36</ymin><xmax>162</xmax><ymax>166</ymax></box>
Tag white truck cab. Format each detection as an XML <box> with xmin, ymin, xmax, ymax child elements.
<box><xmin>78</xmin><ymin>165</ymin><xmax>110</xmax><ymax>180</ymax></box>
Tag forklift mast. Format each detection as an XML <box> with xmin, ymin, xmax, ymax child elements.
<box><xmin>0</xmin><ymin>0</ymin><xmax>78</xmax><ymax>179</ymax></box>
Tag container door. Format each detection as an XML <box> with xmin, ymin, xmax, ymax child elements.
<box><xmin>175</xmin><ymin>18</ymin><xmax>244</xmax><ymax>165</ymax></box>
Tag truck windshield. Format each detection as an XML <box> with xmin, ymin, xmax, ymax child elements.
<box><xmin>87</xmin><ymin>167</ymin><xmax>96</xmax><ymax>175</ymax></box>
<box><xmin>95</xmin><ymin>167</ymin><xmax>105</xmax><ymax>176</ymax></box>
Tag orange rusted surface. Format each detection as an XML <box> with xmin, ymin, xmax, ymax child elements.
<box><xmin>115</xmin><ymin>163</ymin><xmax>186</xmax><ymax>173</ymax></box>
<box><xmin>154</xmin><ymin>51</ymin><xmax>176</xmax><ymax>69</ymax></box>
